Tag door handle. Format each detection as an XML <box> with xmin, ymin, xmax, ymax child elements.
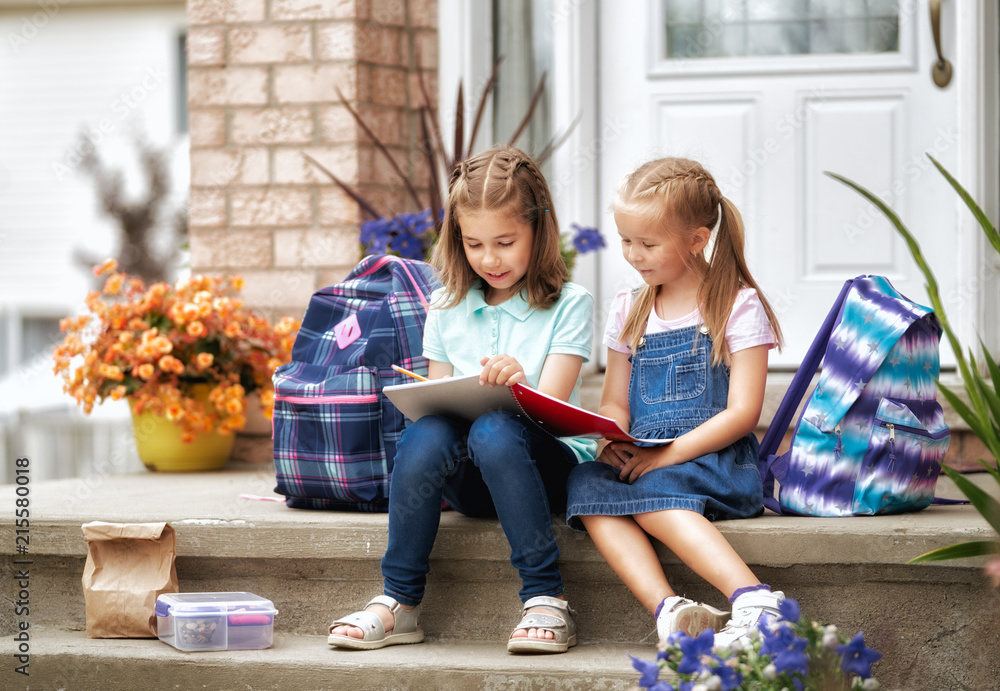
<box><xmin>930</xmin><ymin>0</ymin><xmax>953</xmax><ymax>88</ymax></box>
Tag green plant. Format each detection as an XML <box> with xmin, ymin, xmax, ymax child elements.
<box><xmin>826</xmin><ymin>156</ymin><xmax>1000</xmax><ymax>565</ymax></box>
<box><xmin>303</xmin><ymin>57</ymin><xmax>593</xmax><ymax>265</ymax></box>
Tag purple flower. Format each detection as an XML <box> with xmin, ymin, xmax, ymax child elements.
<box><xmin>711</xmin><ymin>662</ymin><xmax>744</xmax><ymax>691</ymax></box>
<box><xmin>570</xmin><ymin>223</ymin><xmax>606</xmax><ymax>253</ymax></box>
<box><xmin>360</xmin><ymin>218</ymin><xmax>393</xmax><ymax>245</ymax></box>
<box><xmin>629</xmin><ymin>653</ymin><xmax>664</xmax><ymax>688</ymax></box>
<box><xmin>676</xmin><ymin>629</ymin><xmax>720</xmax><ymax>676</ymax></box>
<box><xmin>760</xmin><ymin>623</ymin><xmax>810</xmax><ymax>677</ymax></box>
<box><xmin>779</xmin><ymin>598</ymin><xmax>801</xmax><ymax>623</ymax></box>
<box><xmin>390</xmin><ymin>232</ymin><xmax>425</xmax><ymax>260</ymax></box>
<box><xmin>363</xmin><ymin>233</ymin><xmax>391</xmax><ymax>256</ymax></box>
<box><xmin>836</xmin><ymin>632</ymin><xmax>883</xmax><ymax>679</ymax></box>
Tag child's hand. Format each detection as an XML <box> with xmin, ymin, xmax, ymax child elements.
<box><xmin>479</xmin><ymin>354</ymin><xmax>526</xmax><ymax>387</ymax></box>
<box><xmin>596</xmin><ymin>441</ymin><xmax>631</xmax><ymax>472</ymax></box>
<box><xmin>607</xmin><ymin>442</ymin><xmax>679</xmax><ymax>483</ymax></box>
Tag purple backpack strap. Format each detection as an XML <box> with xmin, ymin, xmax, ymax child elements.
<box><xmin>758</xmin><ymin>278</ymin><xmax>856</xmax><ymax>514</ymax></box>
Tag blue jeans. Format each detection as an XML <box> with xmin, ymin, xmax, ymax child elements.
<box><xmin>381</xmin><ymin>410</ymin><xmax>577</xmax><ymax>606</ymax></box>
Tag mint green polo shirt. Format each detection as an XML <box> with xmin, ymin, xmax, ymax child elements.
<box><xmin>422</xmin><ymin>282</ymin><xmax>597</xmax><ymax>463</ymax></box>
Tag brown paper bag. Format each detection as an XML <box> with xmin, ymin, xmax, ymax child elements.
<box><xmin>81</xmin><ymin>521</ymin><xmax>179</xmax><ymax>638</ymax></box>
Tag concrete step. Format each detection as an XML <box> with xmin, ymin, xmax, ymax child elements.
<box><xmin>0</xmin><ymin>628</ymin><xmax>637</xmax><ymax>690</ymax></box>
<box><xmin>1</xmin><ymin>470</ymin><xmax>998</xmax><ymax>690</ymax></box>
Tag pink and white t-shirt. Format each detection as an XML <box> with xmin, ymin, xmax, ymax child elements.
<box><xmin>603</xmin><ymin>287</ymin><xmax>776</xmax><ymax>355</ymax></box>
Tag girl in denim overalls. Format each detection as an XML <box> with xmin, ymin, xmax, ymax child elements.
<box><xmin>567</xmin><ymin>157</ymin><xmax>787</xmax><ymax>649</ymax></box>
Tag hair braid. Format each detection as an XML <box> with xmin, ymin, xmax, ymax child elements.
<box><xmin>431</xmin><ymin>145</ymin><xmax>567</xmax><ymax>310</ymax></box>
<box><xmin>613</xmin><ymin>157</ymin><xmax>783</xmax><ymax>362</ymax></box>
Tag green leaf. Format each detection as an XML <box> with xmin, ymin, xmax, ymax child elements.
<box><xmin>972</xmin><ymin>376</ymin><xmax>1000</xmax><ymax>460</ymax></box>
<box><xmin>907</xmin><ymin>540</ymin><xmax>1000</xmax><ymax>563</ymax></box>
<box><xmin>937</xmin><ymin>382</ymin><xmax>989</xmax><ymax>441</ymax></box>
<box><xmin>976</xmin><ymin>457</ymin><xmax>1000</xmax><ymax>484</ymax></box>
<box><xmin>928</xmin><ymin>154</ymin><xmax>1000</xmax><ymax>254</ymax></box>
<box><xmin>823</xmin><ymin>171</ymin><xmax>986</xmax><ymax>421</ymax></box>
<box><xmin>940</xmin><ymin>464</ymin><xmax>1000</xmax><ymax>536</ymax></box>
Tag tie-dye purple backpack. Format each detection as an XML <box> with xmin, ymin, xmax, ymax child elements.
<box><xmin>758</xmin><ymin>276</ymin><xmax>952</xmax><ymax>516</ymax></box>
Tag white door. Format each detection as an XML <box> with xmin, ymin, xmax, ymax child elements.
<box><xmin>598</xmin><ymin>0</ymin><xmax>970</xmax><ymax>367</ymax></box>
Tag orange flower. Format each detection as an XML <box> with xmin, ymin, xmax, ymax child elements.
<box><xmin>158</xmin><ymin>355</ymin><xmax>185</xmax><ymax>375</ymax></box>
<box><xmin>104</xmin><ymin>273</ymin><xmax>124</xmax><ymax>295</ymax></box>
<box><xmin>153</xmin><ymin>336</ymin><xmax>173</xmax><ymax>354</ymax></box>
<box><xmin>98</xmin><ymin>363</ymin><xmax>125</xmax><ymax>382</ymax></box>
<box><xmin>94</xmin><ymin>258</ymin><xmax>118</xmax><ymax>276</ymax></box>
<box><xmin>137</xmin><ymin>342</ymin><xmax>160</xmax><ymax>359</ymax></box>
<box><xmin>54</xmin><ymin>262</ymin><xmax>300</xmax><ymax>443</ymax></box>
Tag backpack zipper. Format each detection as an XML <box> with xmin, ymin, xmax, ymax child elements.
<box><xmin>274</xmin><ymin>393</ymin><xmax>379</xmax><ymax>405</ymax></box>
<box><xmin>880</xmin><ymin>421</ymin><xmax>950</xmax><ymax>440</ymax></box>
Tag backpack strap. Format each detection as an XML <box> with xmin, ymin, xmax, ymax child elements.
<box><xmin>759</xmin><ymin>278</ymin><xmax>855</xmax><ymax>460</ymax></box>
<box><xmin>758</xmin><ymin>278</ymin><xmax>855</xmax><ymax>514</ymax></box>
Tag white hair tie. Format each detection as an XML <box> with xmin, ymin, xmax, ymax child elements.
<box><xmin>710</xmin><ymin>201</ymin><xmax>723</xmax><ymax>234</ymax></box>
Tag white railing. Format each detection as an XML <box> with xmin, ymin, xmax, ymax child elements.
<box><xmin>1</xmin><ymin>408</ymin><xmax>143</xmax><ymax>484</ymax></box>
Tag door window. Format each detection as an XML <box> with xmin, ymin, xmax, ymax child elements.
<box><xmin>663</xmin><ymin>0</ymin><xmax>900</xmax><ymax>60</ymax></box>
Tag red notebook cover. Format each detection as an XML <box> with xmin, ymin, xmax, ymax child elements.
<box><xmin>383</xmin><ymin>375</ymin><xmax>671</xmax><ymax>445</ymax></box>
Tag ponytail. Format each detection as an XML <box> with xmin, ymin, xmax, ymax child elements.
<box><xmin>699</xmin><ymin>197</ymin><xmax>784</xmax><ymax>365</ymax></box>
<box><xmin>613</xmin><ymin>158</ymin><xmax>784</xmax><ymax>364</ymax></box>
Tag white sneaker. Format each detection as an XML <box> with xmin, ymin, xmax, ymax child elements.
<box><xmin>713</xmin><ymin>590</ymin><xmax>785</xmax><ymax>650</ymax></box>
<box><xmin>656</xmin><ymin>595</ymin><xmax>730</xmax><ymax>642</ymax></box>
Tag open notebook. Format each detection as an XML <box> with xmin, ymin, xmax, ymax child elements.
<box><xmin>383</xmin><ymin>374</ymin><xmax>672</xmax><ymax>444</ymax></box>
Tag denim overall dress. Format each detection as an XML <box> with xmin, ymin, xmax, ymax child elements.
<box><xmin>566</xmin><ymin>325</ymin><xmax>763</xmax><ymax>530</ymax></box>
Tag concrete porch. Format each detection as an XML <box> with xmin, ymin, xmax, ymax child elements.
<box><xmin>0</xmin><ymin>463</ymin><xmax>997</xmax><ymax>690</ymax></box>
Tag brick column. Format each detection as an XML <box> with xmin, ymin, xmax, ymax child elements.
<box><xmin>186</xmin><ymin>0</ymin><xmax>438</xmax><ymax>315</ymax></box>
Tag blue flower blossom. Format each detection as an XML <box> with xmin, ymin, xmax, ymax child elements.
<box><xmin>676</xmin><ymin>629</ymin><xmax>719</xmax><ymax>676</ymax></box>
<box><xmin>360</xmin><ymin>218</ymin><xmax>394</xmax><ymax>246</ymax></box>
<box><xmin>711</xmin><ymin>662</ymin><xmax>744</xmax><ymax>691</ymax></box>
<box><xmin>836</xmin><ymin>632</ymin><xmax>883</xmax><ymax>679</ymax></box>
<box><xmin>629</xmin><ymin>653</ymin><xmax>664</xmax><ymax>688</ymax></box>
<box><xmin>779</xmin><ymin>598</ymin><xmax>801</xmax><ymax>623</ymax></box>
<box><xmin>570</xmin><ymin>223</ymin><xmax>606</xmax><ymax>253</ymax></box>
<box><xmin>390</xmin><ymin>232</ymin><xmax>425</xmax><ymax>260</ymax></box>
<box><xmin>760</xmin><ymin>623</ymin><xmax>810</xmax><ymax>678</ymax></box>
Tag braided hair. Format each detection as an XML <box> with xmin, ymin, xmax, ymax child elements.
<box><xmin>613</xmin><ymin>157</ymin><xmax>783</xmax><ymax>364</ymax></box>
<box><xmin>432</xmin><ymin>145</ymin><xmax>567</xmax><ymax>309</ymax></box>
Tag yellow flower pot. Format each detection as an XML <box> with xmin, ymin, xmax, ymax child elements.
<box><xmin>129</xmin><ymin>387</ymin><xmax>236</xmax><ymax>472</ymax></box>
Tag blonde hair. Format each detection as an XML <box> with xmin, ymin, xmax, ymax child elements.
<box><xmin>613</xmin><ymin>157</ymin><xmax>783</xmax><ymax>365</ymax></box>
<box><xmin>431</xmin><ymin>145</ymin><xmax>567</xmax><ymax>309</ymax></box>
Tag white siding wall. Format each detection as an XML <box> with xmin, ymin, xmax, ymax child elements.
<box><xmin>0</xmin><ymin>1</ymin><xmax>188</xmax><ymax>361</ymax></box>
<box><xmin>0</xmin><ymin>1</ymin><xmax>186</xmax><ymax>478</ymax></box>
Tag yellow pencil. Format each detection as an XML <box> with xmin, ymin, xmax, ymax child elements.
<box><xmin>391</xmin><ymin>364</ymin><xmax>428</xmax><ymax>382</ymax></box>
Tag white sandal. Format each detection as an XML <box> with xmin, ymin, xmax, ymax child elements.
<box><xmin>506</xmin><ymin>595</ymin><xmax>578</xmax><ymax>654</ymax></box>
<box><xmin>327</xmin><ymin>595</ymin><xmax>424</xmax><ymax>650</ymax></box>
<box><xmin>656</xmin><ymin>595</ymin><xmax>729</xmax><ymax>642</ymax></box>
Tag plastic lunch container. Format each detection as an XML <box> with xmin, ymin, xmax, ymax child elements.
<box><xmin>155</xmin><ymin>592</ymin><xmax>278</xmax><ymax>652</ymax></box>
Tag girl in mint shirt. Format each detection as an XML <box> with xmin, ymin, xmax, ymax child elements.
<box><xmin>328</xmin><ymin>146</ymin><xmax>594</xmax><ymax>654</ymax></box>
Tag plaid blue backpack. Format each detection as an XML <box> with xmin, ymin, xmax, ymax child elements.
<box><xmin>272</xmin><ymin>255</ymin><xmax>437</xmax><ymax>512</ymax></box>
<box><xmin>758</xmin><ymin>276</ymin><xmax>952</xmax><ymax>516</ymax></box>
